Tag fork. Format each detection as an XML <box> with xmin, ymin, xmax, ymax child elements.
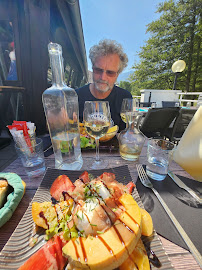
<box><xmin>136</xmin><ymin>164</ymin><xmax>202</xmax><ymax>268</ymax></box>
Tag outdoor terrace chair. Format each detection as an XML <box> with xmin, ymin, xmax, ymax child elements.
<box><xmin>164</xmin><ymin>108</ymin><xmax>197</xmax><ymax>144</ymax></box>
<box><xmin>139</xmin><ymin>102</ymin><xmax>152</xmax><ymax>107</ymax></box>
<box><xmin>139</xmin><ymin>107</ymin><xmax>180</xmax><ymax>139</ymax></box>
<box><xmin>162</xmin><ymin>101</ymin><xmax>180</xmax><ymax>107</ymax></box>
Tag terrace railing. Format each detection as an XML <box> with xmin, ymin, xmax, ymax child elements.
<box><xmin>133</xmin><ymin>92</ymin><xmax>202</xmax><ymax>108</ymax></box>
<box><xmin>177</xmin><ymin>92</ymin><xmax>202</xmax><ymax>107</ymax></box>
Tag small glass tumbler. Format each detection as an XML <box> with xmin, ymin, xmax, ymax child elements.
<box><xmin>175</xmin><ymin>102</ymin><xmax>180</xmax><ymax>107</ymax></box>
<box><xmin>15</xmin><ymin>137</ymin><xmax>46</xmax><ymax>178</ymax></box>
<box><xmin>146</xmin><ymin>139</ymin><xmax>175</xmax><ymax>181</ymax></box>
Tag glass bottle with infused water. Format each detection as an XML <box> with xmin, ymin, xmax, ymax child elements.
<box><xmin>42</xmin><ymin>43</ymin><xmax>83</xmax><ymax>170</ymax></box>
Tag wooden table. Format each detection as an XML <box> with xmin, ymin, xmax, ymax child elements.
<box><xmin>0</xmin><ymin>141</ymin><xmax>201</xmax><ymax>270</ymax></box>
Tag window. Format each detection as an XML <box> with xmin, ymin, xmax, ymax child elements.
<box><xmin>0</xmin><ymin>20</ymin><xmax>18</xmax><ymax>84</ymax></box>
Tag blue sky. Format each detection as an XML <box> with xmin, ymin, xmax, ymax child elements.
<box><xmin>79</xmin><ymin>0</ymin><xmax>163</xmax><ymax>72</ymax></box>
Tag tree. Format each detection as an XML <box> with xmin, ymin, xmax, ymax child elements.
<box><xmin>119</xmin><ymin>81</ymin><xmax>132</xmax><ymax>92</ymax></box>
<box><xmin>119</xmin><ymin>80</ymin><xmax>141</xmax><ymax>96</ymax></box>
<box><xmin>130</xmin><ymin>0</ymin><xmax>202</xmax><ymax>92</ymax></box>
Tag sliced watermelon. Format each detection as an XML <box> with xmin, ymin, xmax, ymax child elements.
<box><xmin>126</xmin><ymin>181</ymin><xmax>136</xmax><ymax>194</ymax></box>
<box><xmin>79</xmin><ymin>171</ymin><xmax>90</xmax><ymax>183</ymax></box>
<box><xmin>18</xmin><ymin>235</ymin><xmax>68</xmax><ymax>270</ymax></box>
<box><xmin>50</xmin><ymin>175</ymin><xmax>75</xmax><ymax>201</ymax></box>
<box><xmin>99</xmin><ymin>172</ymin><xmax>116</xmax><ymax>182</ymax></box>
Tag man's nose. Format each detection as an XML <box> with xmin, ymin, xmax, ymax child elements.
<box><xmin>100</xmin><ymin>70</ymin><xmax>108</xmax><ymax>80</ymax></box>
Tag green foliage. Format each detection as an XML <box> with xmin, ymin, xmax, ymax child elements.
<box><xmin>119</xmin><ymin>81</ymin><xmax>132</xmax><ymax>92</ymax></box>
<box><xmin>119</xmin><ymin>80</ymin><xmax>141</xmax><ymax>96</ymax></box>
<box><xmin>129</xmin><ymin>0</ymin><xmax>202</xmax><ymax>92</ymax></box>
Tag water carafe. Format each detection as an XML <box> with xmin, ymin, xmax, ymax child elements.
<box><xmin>118</xmin><ymin>113</ymin><xmax>145</xmax><ymax>161</ymax></box>
<box><xmin>42</xmin><ymin>43</ymin><xmax>83</xmax><ymax>170</ymax></box>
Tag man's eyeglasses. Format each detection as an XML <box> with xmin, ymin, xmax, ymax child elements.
<box><xmin>93</xmin><ymin>67</ymin><xmax>118</xmax><ymax>77</ymax></box>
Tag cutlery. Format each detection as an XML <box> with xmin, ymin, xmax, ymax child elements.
<box><xmin>168</xmin><ymin>171</ymin><xmax>202</xmax><ymax>204</ymax></box>
<box><xmin>136</xmin><ymin>164</ymin><xmax>202</xmax><ymax>268</ymax></box>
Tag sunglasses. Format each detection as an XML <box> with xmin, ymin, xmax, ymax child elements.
<box><xmin>93</xmin><ymin>67</ymin><xmax>118</xmax><ymax>77</ymax></box>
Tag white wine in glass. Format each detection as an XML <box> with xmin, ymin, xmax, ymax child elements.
<box><xmin>85</xmin><ymin>119</ymin><xmax>110</xmax><ymax>139</ymax></box>
<box><xmin>83</xmin><ymin>101</ymin><xmax>111</xmax><ymax>169</ymax></box>
<box><xmin>120</xmin><ymin>98</ymin><xmax>139</xmax><ymax>125</ymax></box>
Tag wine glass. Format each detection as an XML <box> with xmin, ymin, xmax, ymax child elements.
<box><xmin>120</xmin><ymin>98</ymin><xmax>139</xmax><ymax>125</ymax></box>
<box><xmin>83</xmin><ymin>101</ymin><xmax>111</xmax><ymax>169</ymax></box>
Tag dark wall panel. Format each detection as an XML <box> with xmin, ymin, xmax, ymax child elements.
<box><xmin>20</xmin><ymin>0</ymin><xmax>50</xmax><ymax>134</ymax></box>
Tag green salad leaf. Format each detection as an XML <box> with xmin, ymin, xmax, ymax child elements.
<box><xmin>80</xmin><ymin>136</ymin><xmax>96</xmax><ymax>149</ymax></box>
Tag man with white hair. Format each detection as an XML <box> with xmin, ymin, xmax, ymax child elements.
<box><xmin>76</xmin><ymin>39</ymin><xmax>132</xmax><ymax>130</ymax></box>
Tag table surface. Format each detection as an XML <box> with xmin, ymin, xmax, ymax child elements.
<box><xmin>0</xmin><ymin>140</ymin><xmax>201</xmax><ymax>270</ymax></box>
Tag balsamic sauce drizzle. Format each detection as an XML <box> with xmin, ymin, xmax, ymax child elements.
<box><xmin>97</xmin><ymin>235</ymin><xmax>114</xmax><ymax>256</ymax></box>
<box><xmin>100</xmin><ymin>180</ymin><xmax>122</xmax><ymax>209</ymax></box>
<box><xmin>124</xmin><ymin>211</ymin><xmax>139</xmax><ymax>226</ymax></box>
<box><xmin>79</xmin><ymin>178</ymin><xmax>85</xmax><ymax>184</ymax></box>
<box><xmin>63</xmin><ymin>185</ymin><xmax>95</xmax><ymax>233</ymax></box>
<box><xmin>85</xmin><ymin>183</ymin><xmax>117</xmax><ymax>224</ymax></box>
<box><xmin>118</xmin><ymin>219</ymin><xmax>134</xmax><ymax>234</ymax></box>
<box><xmin>62</xmin><ymin>191</ymin><xmax>76</xmax><ymax>203</ymax></box>
<box><xmin>53</xmin><ymin>205</ymin><xmax>60</xmax><ymax>223</ymax></box>
<box><xmin>86</xmin><ymin>182</ymin><xmax>118</xmax><ymax>220</ymax></box>
<box><xmin>79</xmin><ymin>237</ymin><xmax>88</xmax><ymax>263</ymax></box>
<box><xmin>72</xmin><ymin>240</ymin><xmax>80</xmax><ymax>261</ymax></box>
<box><xmin>39</xmin><ymin>211</ymin><xmax>49</xmax><ymax>229</ymax></box>
<box><xmin>113</xmin><ymin>226</ymin><xmax>125</xmax><ymax>247</ymax></box>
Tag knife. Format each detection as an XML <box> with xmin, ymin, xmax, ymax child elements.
<box><xmin>168</xmin><ymin>171</ymin><xmax>202</xmax><ymax>204</ymax></box>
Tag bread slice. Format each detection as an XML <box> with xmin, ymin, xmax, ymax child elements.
<box><xmin>0</xmin><ymin>179</ymin><xmax>9</xmax><ymax>208</ymax></box>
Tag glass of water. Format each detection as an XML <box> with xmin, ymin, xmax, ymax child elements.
<box><xmin>146</xmin><ymin>139</ymin><xmax>175</xmax><ymax>181</ymax></box>
<box><xmin>15</xmin><ymin>137</ymin><xmax>46</xmax><ymax>178</ymax></box>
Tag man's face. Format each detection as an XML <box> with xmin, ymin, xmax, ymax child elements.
<box><xmin>92</xmin><ymin>54</ymin><xmax>120</xmax><ymax>92</ymax></box>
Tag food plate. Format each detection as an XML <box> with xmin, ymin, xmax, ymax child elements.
<box><xmin>0</xmin><ymin>166</ymin><xmax>174</xmax><ymax>270</ymax></box>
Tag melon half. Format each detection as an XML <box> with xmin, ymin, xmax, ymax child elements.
<box><xmin>62</xmin><ymin>193</ymin><xmax>142</xmax><ymax>270</ymax></box>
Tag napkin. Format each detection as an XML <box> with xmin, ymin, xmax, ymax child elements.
<box><xmin>173</xmin><ymin>106</ymin><xmax>202</xmax><ymax>181</ymax></box>
<box><xmin>136</xmin><ymin>171</ymin><xmax>202</xmax><ymax>253</ymax></box>
<box><xmin>0</xmin><ymin>173</ymin><xmax>26</xmax><ymax>228</ymax></box>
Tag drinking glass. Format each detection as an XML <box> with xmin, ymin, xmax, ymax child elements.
<box><xmin>83</xmin><ymin>101</ymin><xmax>111</xmax><ymax>169</ymax></box>
<box><xmin>146</xmin><ymin>139</ymin><xmax>175</xmax><ymax>181</ymax></box>
<box><xmin>120</xmin><ymin>98</ymin><xmax>139</xmax><ymax>125</ymax></box>
<box><xmin>186</xmin><ymin>101</ymin><xmax>191</xmax><ymax>108</ymax></box>
<box><xmin>15</xmin><ymin>137</ymin><xmax>46</xmax><ymax>178</ymax></box>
